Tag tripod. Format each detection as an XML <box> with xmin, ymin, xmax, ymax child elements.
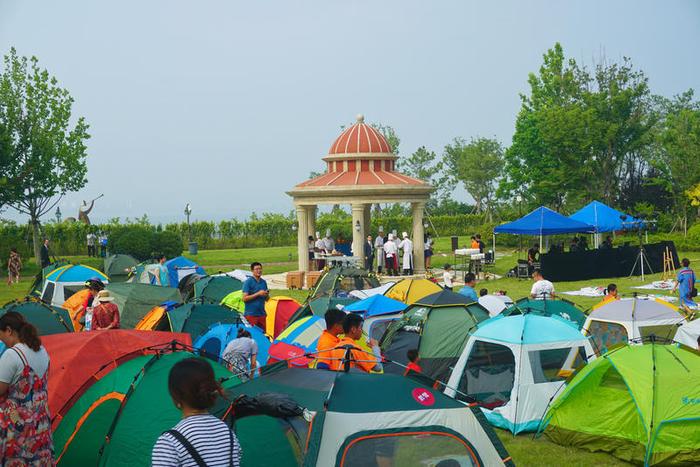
<box><xmin>629</xmin><ymin>235</ymin><xmax>653</xmax><ymax>281</ymax></box>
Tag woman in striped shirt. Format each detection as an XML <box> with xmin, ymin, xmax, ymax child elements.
<box><xmin>152</xmin><ymin>358</ymin><xmax>241</xmax><ymax>467</ymax></box>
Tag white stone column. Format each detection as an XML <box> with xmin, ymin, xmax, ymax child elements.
<box><xmin>351</xmin><ymin>203</ymin><xmax>365</xmax><ymax>267</ymax></box>
<box><xmin>296</xmin><ymin>205</ymin><xmax>309</xmax><ymax>272</ymax></box>
<box><xmin>306</xmin><ymin>205</ymin><xmax>317</xmax><ymax>239</ymax></box>
<box><xmin>411</xmin><ymin>202</ymin><xmax>426</xmax><ymax>274</ymax></box>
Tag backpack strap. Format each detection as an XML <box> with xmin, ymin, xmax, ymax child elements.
<box><xmin>165</xmin><ymin>429</ymin><xmax>207</xmax><ymax>467</ymax></box>
<box><xmin>229</xmin><ymin>429</ymin><xmax>235</xmax><ymax>467</ymax></box>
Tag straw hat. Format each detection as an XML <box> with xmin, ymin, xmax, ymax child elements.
<box><xmin>96</xmin><ymin>290</ymin><xmax>114</xmax><ymax>302</ymax></box>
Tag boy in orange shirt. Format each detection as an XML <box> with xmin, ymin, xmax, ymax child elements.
<box><xmin>329</xmin><ymin>313</ymin><xmax>382</xmax><ymax>373</ymax></box>
<box><xmin>405</xmin><ymin>348</ymin><xmax>422</xmax><ymax>374</ymax></box>
<box><xmin>314</xmin><ymin>309</ymin><xmax>346</xmax><ymax>370</ymax></box>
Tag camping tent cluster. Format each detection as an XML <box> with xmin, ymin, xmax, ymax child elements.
<box><xmin>7</xmin><ymin>261</ymin><xmax>700</xmax><ymax>465</ymax></box>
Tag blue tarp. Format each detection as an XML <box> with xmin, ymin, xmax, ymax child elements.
<box><xmin>343</xmin><ymin>294</ymin><xmax>407</xmax><ymax>318</ymax></box>
<box><xmin>494</xmin><ymin>206</ymin><xmax>594</xmax><ymax>236</ymax></box>
<box><xmin>164</xmin><ymin>256</ymin><xmax>206</xmax><ymax>287</ymax></box>
<box><xmin>569</xmin><ymin>200</ymin><xmax>643</xmax><ymax>233</ymax></box>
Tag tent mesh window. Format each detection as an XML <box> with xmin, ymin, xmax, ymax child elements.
<box><xmin>528</xmin><ymin>346</ymin><xmax>586</xmax><ymax>383</ymax></box>
<box><xmin>41</xmin><ymin>282</ymin><xmax>55</xmax><ymax>302</ymax></box>
<box><xmin>63</xmin><ymin>285</ymin><xmax>83</xmax><ymax>301</ymax></box>
<box><xmin>639</xmin><ymin>324</ymin><xmax>679</xmax><ymax>341</ymax></box>
<box><xmin>368</xmin><ymin>319</ymin><xmax>394</xmax><ymax>342</ymax></box>
<box><xmin>588</xmin><ymin>320</ymin><xmax>628</xmax><ymax>353</ymax></box>
<box><xmin>458</xmin><ymin>341</ymin><xmax>515</xmax><ymax>407</ymax></box>
<box><xmin>341</xmin><ymin>433</ymin><xmax>477</xmax><ymax>467</ymax></box>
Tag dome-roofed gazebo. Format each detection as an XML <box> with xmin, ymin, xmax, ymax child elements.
<box><xmin>287</xmin><ymin>115</ymin><xmax>433</xmax><ymax>273</ymax></box>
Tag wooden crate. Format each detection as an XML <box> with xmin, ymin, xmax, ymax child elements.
<box><xmin>306</xmin><ymin>271</ymin><xmax>322</xmax><ymax>289</ymax></box>
<box><xmin>286</xmin><ymin>271</ymin><xmax>305</xmax><ymax>290</ymax></box>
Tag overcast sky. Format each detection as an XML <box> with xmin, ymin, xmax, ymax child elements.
<box><xmin>1</xmin><ymin>0</ymin><xmax>699</xmax><ymax>224</ymax></box>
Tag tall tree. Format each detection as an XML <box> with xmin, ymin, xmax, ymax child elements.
<box><xmin>444</xmin><ymin>137</ymin><xmax>504</xmax><ymax>220</ymax></box>
<box><xmin>652</xmin><ymin>90</ymin><xmax>700</xmax><ymax>233</ymax></box>
<box><xmin>0</xmin><ymin>48</ymin><xmax>90</xmax><ymax>263</ymax></box>
<box><xmin>499</xmin><ymin>43</ymin><xmax>593</xmax><ymax>210</ymax></box>
<box><xmin>584</xmin><ymin>57</ymin><xmax>655</xmax><ymax>204</ymax></box>
<box><xmin>397</xmin><ymin>146</ymin><xmax>448</xmax><ymax>206</ymax></box>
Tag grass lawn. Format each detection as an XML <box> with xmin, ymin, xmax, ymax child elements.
<box><xmin>2</xmin><ymin>239</ymin><xmax>695</xmax><ymax>466</ymax></box>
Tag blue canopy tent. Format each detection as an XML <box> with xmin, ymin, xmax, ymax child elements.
<box><xmin>493</xmin><ymin>206</ymin><xmax>594</xmax><ymax>252</ymax></box>
<box><xmin>569</xmin><ymin>201</ymin><xmax>645</xmax><ymax>247</ymax></box>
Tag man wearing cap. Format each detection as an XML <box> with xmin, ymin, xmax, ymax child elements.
<box><xmin>383</xmin><ymin>234</ymin><xmax>398</xmax><ymax>276</ymax></box>
<box><xmin>374</xmin><ymin>229</ymin><xmax>385</xmax><ymax>273</ymax></box>
<box><xmin>398</xmin><ymin>232</ymin><xmax>413</xmax><ymax>275</ymax></box>
<box><xmin>92</xmin><ymin>290</ymin><xmax>121</xmax><ymax>330</ymax></box>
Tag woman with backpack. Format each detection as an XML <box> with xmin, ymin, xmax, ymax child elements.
<box><xmin>151</xmin><ymin>358</ymin><xmax>241</xmax><ymax>466</ymax></box>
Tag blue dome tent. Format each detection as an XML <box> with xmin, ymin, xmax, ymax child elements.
<box><xmin>194</xmin><ymin>322</ymin><xmax>270</xmax><ymax>366</ymax></box>
<box><xmin>164</xmin><ymin>256</ymin><xmax>205</xmax><ymax>288</ymax></box>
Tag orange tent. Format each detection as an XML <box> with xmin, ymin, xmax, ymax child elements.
<box><xmin>43</xmin><ymin>330</ymin><xmax>191</xmax><ymax>429</ymax></box>
<box><xmin>62</xmin><ymin>288</ymin><xmax>93</xmax><ymax>331</ymax></box>
<box><xmin>265</xmin><ymin>296</ymin><xmax>302</xmax><ymax>338</ymax></box>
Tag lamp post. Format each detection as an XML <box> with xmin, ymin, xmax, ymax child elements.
<box><xmin>184</xmin><ymin>203</ymin><xmax>192</xmax><ymax>242</ymax></box>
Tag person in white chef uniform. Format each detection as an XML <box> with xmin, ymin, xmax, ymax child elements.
<box><xmin>383</xmin><ymin>233</ymin><xmax>398</xmax><ymax>276</ymax></box>
<box><xmin>398</xmin><ymin>232</ymin><xmax>413</xmax><ymax>276</ymax></box>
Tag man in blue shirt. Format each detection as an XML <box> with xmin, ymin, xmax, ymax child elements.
<box><xmin>242</xmin><ymin>262</ymin><xmax>269</xmax><ymax>330</ymax></box>
<box><xmin>458</xmin><ymin>272</ymin><xmax>479</xmax><ymax>303</ymax></box>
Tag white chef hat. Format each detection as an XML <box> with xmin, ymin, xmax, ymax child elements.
<box><xmin>402</xmin><ymin>232</ymin><xmax>408</xmax><ymax>238</ymax></box>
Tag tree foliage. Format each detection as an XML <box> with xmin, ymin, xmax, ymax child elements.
<box><xmin>444</xmin><ymin>137</ymin><xmax>504</xmax><ymax>219</ymax></box>
<box><xmin>397</xmin><ymin>146</ymin><xmax>448</xmax><ymax>205</ymax></box>
<box><xmin>499</xmin><ymin>43</ymin><xmax>656</xmax><ymax>211</ymax></box>
<box><xmin>0</xmin><ymin>48</ymin><xmax>90</xmax><ymax>261</ymax></box>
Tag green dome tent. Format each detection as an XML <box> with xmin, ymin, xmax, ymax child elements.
<box><xmin>151</xmin><ymin>303</ymin><xmax>246</xmax><ymax>341</ymax></box>
<box><xmin>221</xmin><ymin>290</ymin><xmax>245</xmax><ymax>312</ymax></box>
<box><xmin>192</xmin><ymin>275</ymin><xmax>243</xmax><ymax>303</ymax></box>
<box><xmin>105</xmin><ymin>282</ymin><xmax>182</xmax><ymax>328</ymax></box>
<box><xmin>501</xmin><ymin>297</ymin><xmax>588</xmax><ymax>329</ymax></box>
<box><xmin>103</xmin><ymin>254</ymin><xmax>139</xmax><ymax>283</ymax></box>
<box><xmin>53</xmin><ymin>348</ymin><xmax>239</xmax><ymax>466</ymax></box>
<box><xmin>0</xmin><ymin>299</ymin><xmax>73</xmax><ymax>334</ymax></box>
<box><xmin>215</xmin><ymin>364</ymin><xmax>514</xmax><ymax>467</ymax></box>
<box><xmin>310</xmin><ymin>266</ymin><xmax>379</xmax><ymax>299</ymax></box>
<box><xmin>381</xmin><ymin>290</ymin><xmax>490</xmax><ymax>382</ymax></box>
<box><xmin>539</xmin><ymin>341</ymin><xmax>700</xmax><ymax>465</ymax></box>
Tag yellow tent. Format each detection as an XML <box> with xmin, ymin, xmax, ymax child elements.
<box><xmin>384</xmin><ymin>279</ymin><xmax>442</xmax><ymax>304</ymax></box>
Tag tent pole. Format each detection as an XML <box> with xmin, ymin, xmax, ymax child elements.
<box><xmin>492</xmin><ymin>233</ymin><xmax>496</xmax><ymax>264</ymax></box>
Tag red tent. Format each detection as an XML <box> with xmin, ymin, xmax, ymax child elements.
<box><xmin>44</xmin><ymin>330</ymin><xmax>191</xmax><ymax>429</ymax></box>
<box><xmin>265</xmin><ymin>296</ymin><xmax>301</xmax><ymax>338</ymax></box>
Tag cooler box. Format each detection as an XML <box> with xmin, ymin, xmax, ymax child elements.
<box><xmin>306</xmin><ymin>271</ymin><xmax>322</xmax><ymax>289</ymax></box>
<box><xmin>286</xmin><ymin>271</ymin><xmax>305</xmax><ymax>289</ymax></box>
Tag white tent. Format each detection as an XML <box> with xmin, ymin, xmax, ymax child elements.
<box><xmin>445</xmin><ymin>314</ymin><xmax>595</xmax><ymax>434</ymax></box>
<box><xmin>478</xmin><ymin>295</ymin><xmax>513</xmax><ymax>317</ymax></box>
<box><xmin>674</xmin><ymin>319</ymin><xmax>700</xmax><ymax>349</ymax></box>
<box><xmin>583</xmin><ymin>297</ymin><xmax>686</xmax><ymax>354</ymax></box>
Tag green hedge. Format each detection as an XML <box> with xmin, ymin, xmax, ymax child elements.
<box><xmin>0</xmin><ymin>214</ymin><xmax>697</xmax><ymax>262</ymax></box>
